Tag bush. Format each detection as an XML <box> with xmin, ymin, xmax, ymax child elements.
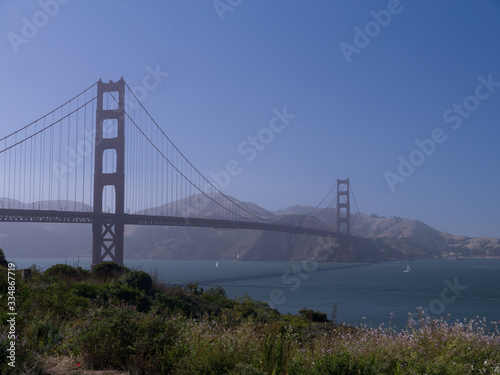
<box><xmin>0</xmin><ymin>321</ymin><xmax>45</xmax><ymax>375</ymax></box>
<box><xmin>154</xmin><ymin>293</ymin><xmax>191</xmax><ymax>315</ymax></box>
<box><xmin>92</xmin><ymin>262</ymin><xmax>128</xmax><ymax>281</ymax></box>
<box><xmin>118</xmin><ymin>270</ymin><xmax>153</xmax><ymax>293</ymax></box>
<box><xmin>298</xmin><ymin>308</ymin><xmax>329</xmax><ymax>323</ymax></box>
<box><xmin>70</xmin><ymin>283</ymin><xmax>99</xmax><ymax>299</ymax></box>
<box><xmin>64</xmin><ymin>306</ymin><xmax>180</xmax><ymax>373</ymax></box>
<box><xmin>201</xmin><ymin>286</ymin><xmax>235</xmax><ymax>312</ymax></box>
<box><xmin>10</xmin><ymin>264</ymin><xmax>500</xmax><ymax>375</ymax></box>
<box><xmin>65</xmin><ymin>306</ymin><xmax>138</xmax><ymax>370</ymax></box>
<box><xmin>44</xmin><ymin>264</ymin><xmax>79</xmax><ymax>281</ymax></box>
<box><xmin>0</xmin><ymin>249</ymin><xmax>8</xmax><ymax>268</ymax></box>
<box><xmin>27</xmin><ymin>316</ymin><xmax>63</xmax><ymax>353</ymax></box>
<box><xmin>99</xmin><ymin>284</ymin><xmax>151</xmax><ymax>313</ymax></box>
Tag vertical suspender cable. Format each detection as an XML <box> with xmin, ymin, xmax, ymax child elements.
<box><xmin>350</xmin><ymin>184</ymin><xmax>369</xmax><ymax>237</ymax></box>
<box><xmin>90</xmin><ymin>94</ymin><xmax>95</xmax><ymax>209</ymax></box>
<box><xmin>67</xmin><ymin>100</ymin><xmax>71</xmax><ymax>208</ymax></box>
<box><xmin>75</xmin><ymin>95</ymin><xmax>79</xmax><ymax>211</ymax></box>
<box><xmin>83</xmin><ymin>90</ymin><xmax>86</xmax><ymax>209</ymax></box>
<box><xmin>23</xmin><ymin>129</ymin><xmax>26</xmax><ymax>207</ymax></box>
<box><xmin>39</xmin><ymin>120</ymin><xmax>43</xmax><ymax>207</ymax></box>
<box><xmin>3</xmin><ymin>139</ymin><xmax>6</xmax><ymax>205</ymax></box>
<box><xmin>58</xmin><ymin>106</ymin><xmax>62</xmax><ymax>206</ymax></box>
<box><xmin>49</xmin><ymin>114</ymin><xmax>53</xmax><ymax>208</ymax></box>
<box><xmin>13</xmin><ymin>133</ymin><xmax>17</xmax><ymax>207</ymax></box>
<box><xmin>39</xmin><ymin>121</ymin><xmax>43</xmax><ymax>206</ymax></box>
<box><xmin>37</xmin><ymin>122</ymin><xmax>41</xmax><ymax>209</ymax></box>
<box><xmin>30</xmin><ymin>128</ymin><xmax>33</xmax><ymax>206</ymax></box>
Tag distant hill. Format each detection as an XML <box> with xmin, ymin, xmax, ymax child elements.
<box><xmin>278</xmin><ymin>206</ymin><xmax>500</xmax><ymax>259</ymax></box>
<box><xmin>135</xmin><ymin>193</ymin><xmax>275</xmax><ymax>219</ymax></box>
<box><xmin>1</xmin><ymin>196</ymin><xmax>499</xmax><ymax>261</ymax></box>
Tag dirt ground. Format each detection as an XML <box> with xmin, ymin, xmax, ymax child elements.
<box><xmin>41</xmin><ymin>357</ymin><xmax>128</xmax><ymax>375</ymax></box>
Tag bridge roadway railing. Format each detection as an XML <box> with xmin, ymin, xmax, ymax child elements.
<box><xmin>0</xmin><ymin>208</ymin><xmax>365</xmax><ymax>242</ymax></box>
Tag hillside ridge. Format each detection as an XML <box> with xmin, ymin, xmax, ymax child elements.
<box><xmin>2</xmin><ymin>195</ymin><xmax>499</xmax><ymax>260</ymax></box>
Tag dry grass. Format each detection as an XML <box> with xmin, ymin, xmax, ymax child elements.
<box><xmin>41</xmin><ymin>356</ymin><xmax>128</xmax><ymax>375</ymax></box>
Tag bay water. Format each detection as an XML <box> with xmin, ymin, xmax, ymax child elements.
<box><xmin>11</xmin><ymin>257</ymin><xmax>500</xmax><ymax>328</ymax></box>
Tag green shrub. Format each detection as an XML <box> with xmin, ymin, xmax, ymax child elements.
<box><xmin>20</xmin><ymin>281</ymin><xmax>90</xmax><ymax>322</ymax></box>
<box><xmin>153</xmin><ymin>292</ymin><xmax>191</xmax><ymax>315</ymax></box>
<box><xmin>118</xmin><ymin>270</ymin><xmax>153</xmax><ymax>293</ymax></box>
<box><xmin>99</xmin><ymin>284</ymin><xmax>151</xmax><ymax>312</ymax></box>
<box><xmin>64</xmin><ymin>306</ymin><xmax>181</xmax><ymax>373</ymax></box>
<box><xmin>0</xmin><ymin>249</ymin><xmax>8</xmax><ymax>268</ymax></box>
<box><xmin>298</xmin><ymin>307</ymin><xmax>329</xmax><ymax>322</ymax></box>
<box><xmin>128</xmin><ymin>315</ymin><xmax>181</xmax><ymax>374</ymax></box>
<box><xmin>0</xmin><ymin>265</ymin><xmax>8</xmax><ymax>293</ymax></box>
<box><xmin>70</xmin><ymin>282</ymin><xmax>99</xmax><ymax>299</ymax></box>
<box><xmin>186</xmin><ymin>282</ymin><xmax>204</xmax><ymax>295</ymax></box>
<box><xmin>92</xmin><ymin>262</ymin><xmax>128</xmax><ymax>281</ymax></box>
<box><xmin>27</xmin><ymin>316</ymin><xmax>63</xmax><ymax>353</ymax></box>
<box><xmin>9</xmin><ymin>264</ymin><xmax>500</xmax><ymax>375</ymax></box>
<box><xmin>44</xmin><ymin>264</ymin><xmax>79</xmax><ymax>281</ymax></box>
<box><xmin>64</xmin><ymin>306</ymin><xmax>139</xmax><ymax>370</ymax></box>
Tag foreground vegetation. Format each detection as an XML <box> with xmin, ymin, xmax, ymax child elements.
<box><xmin>1</xmin><ymin>257</ymin><xmax>500</xmax><ymax>374</ymax></box>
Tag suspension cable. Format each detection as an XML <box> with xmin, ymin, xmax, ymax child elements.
<box><xmin>122</xmin><ymin>83</ymin><xmax>269</xmax><ymax>223</ymax></box>
<box><xmin>314</xmin><ymin>194</ymin><xmax>338</xmax><ymax>218</ymax></box>
<box><xmin>305</xmin><ymin>180</ymin><xmax>337</xmax><ymax>216</ymax></box>
<box><xmin>0</xmin><ymin>96</ymin><xmax>97</xmax><ymax>154</ymax></box>
<box><xmin>0</xmin><ymin>82</ymin><xmax>97</xmax><ymax>143</ymax></box>
<box><xmin>350</xmin><ymin>183</ymin><xmax>370</xmax><ymax>237</ymax></box>
<box><xmin>122</xmin><ymin>107</ymin><xmax>267</xmax><ymax>222</ymax></box>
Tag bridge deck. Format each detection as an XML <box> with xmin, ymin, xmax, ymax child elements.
<box><xmin>0</xmin><ymin>208</ymin><xmax>358</xmax><ymax>240</ymax></box>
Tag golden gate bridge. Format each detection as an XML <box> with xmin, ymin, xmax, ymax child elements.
<box><xmin>0</xmin><ymin>78</ymin><xmax>370</xmax><ymax>267</ymax></box>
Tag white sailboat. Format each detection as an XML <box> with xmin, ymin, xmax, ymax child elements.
<box><xmin>403</xmin><ymin>264</ymin><xmax>410</xmax><ymax>273</ymax></box>
<box><xmin>215</xmin><ymin>261</ymin><xmax>219</xmax><ymax>267</ymax></box>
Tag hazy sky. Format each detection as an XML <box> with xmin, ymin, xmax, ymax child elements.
<box><xmin>1</xmin><ymin>1</ymin><xmax>499</xmax><ymax>238</ymax></box>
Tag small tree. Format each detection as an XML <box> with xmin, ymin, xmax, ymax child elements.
<box><xmin>298</xmin><ymin>307</ymin><xmax>329</xmax><ymax>323</ymax></box>
<box><xmin>0</xmin><ymin>249</ymin><xmax>8</xmax><ymax>268</ymax></box>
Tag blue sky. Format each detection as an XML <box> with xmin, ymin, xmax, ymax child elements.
<box><xmin>1</xmin><ymin>0</ymin><xmax>499</xmax><ymax>238</ymax></box>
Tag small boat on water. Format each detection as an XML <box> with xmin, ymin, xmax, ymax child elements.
<box><xmin>404</xmin><ymin>264</ymin><xmax>410</xmax><ymax>273</ymax></box>
<box><xmin>215</xmin><ymin>261</ymin><xmax>219</xmax><ymax>267</ymax></box>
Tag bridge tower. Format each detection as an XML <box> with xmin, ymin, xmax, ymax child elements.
<box><xmin>336</xmin><ymin>178</ymin><xmax>350</xmax><ymax>235</ymax></box>
<box><xmin>336</xmin><ymin>178</ymin><xmax>351</xmax><ymax>259</ymax></box>
<box><xmin>92</xmin><ymin>79</ymin><xmax>126</xmax><ymax>268</ymax></box>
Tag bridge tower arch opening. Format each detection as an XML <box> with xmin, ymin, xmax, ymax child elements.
<box><xmin>92</xmin><ymin>78</ymin><xmax>126</xmax><ymax>268</ymax></box>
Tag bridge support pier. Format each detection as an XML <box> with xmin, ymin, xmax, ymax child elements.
<box><xmin>92</xmin><ymin>78</ymin><xmax>126</xmax><ymax>268</ymax></box>
<box><xmin>92</xmin><ymin>218</ymin><xmax>124</xmax><ymax>267</ymax></box>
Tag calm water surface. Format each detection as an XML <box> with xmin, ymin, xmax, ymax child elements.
<box><xmin>11</xmin><ymin>257</ymin><xmax>500</xmax><ymax>327</ymax></box>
